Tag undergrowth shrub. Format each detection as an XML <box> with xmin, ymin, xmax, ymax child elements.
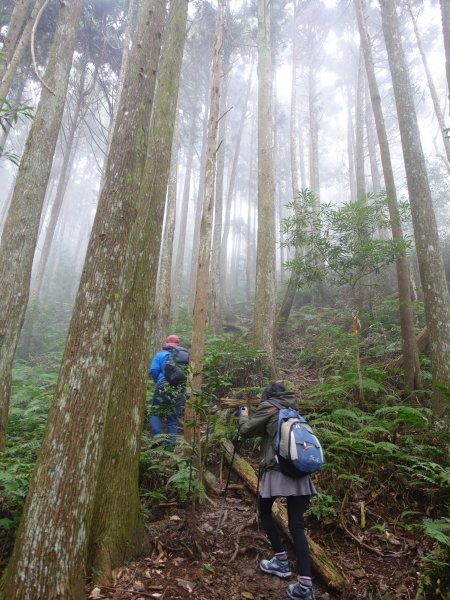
<box><xmin>202</xmin><ymin>334</ymin><xmax>269</xmax><ymax>402</ymax></box>
<box><xmin>0</xmin><ymin>359</ymin><xmax>58</xmax><ymax>560</ymax></box>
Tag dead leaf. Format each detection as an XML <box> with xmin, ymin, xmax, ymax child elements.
<box><xmin>89</xmin><ymin>588</ymin><xmax>102</xmax><ymax>599</ymax></box>
<box><xmin>352</xmin><ymin>568</ymin><xmax>367</xmax><ymax>579</ymax></box>
<box><xmin>134</xmin><ymin>580</ymin><xmax>145</xmax><ymax>591</ymax></box>
<box><xmin>112</xmin><ymin>567</ymin><xmax>124</xmax><ymax>580</ymax></box>
<box><xmin>241</xmin><ymin>593</ymin><xmax>255</xmax><ymax>599</ymax></box>
<box><xmin>176</xmin><ymin>578</ymin><xmax>195</xmax><ymax>593</ymax></box>
<box><xmin>170</xmin><ymin>514</ymin><xmax>181</xmax><ymax>521</ymax></box>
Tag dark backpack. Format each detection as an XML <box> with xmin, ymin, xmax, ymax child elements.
<box><xmin>163</xmin><ymin>346</ymin><xmax>189</xmax><ymax>386</ymax></box>
<box><xmin>267</xmin><ymin>398</ymin><xmax>324</xmax><ymax>478</ymax></box>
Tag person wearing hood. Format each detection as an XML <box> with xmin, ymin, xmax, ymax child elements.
<box><xmin>238</xmin><ymin>383</ymin><xmax>317</xmax><ymax>600</ymax></box>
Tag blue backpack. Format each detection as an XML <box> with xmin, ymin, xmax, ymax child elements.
<box><xmin>163</xmin><ymin>346</ymin><xmax>189</xmax><ymax>386</ymax></box>
<box><xmin>267</xmin><ymin>399</ymin><xmax>324</xmax><ymax>478</ymax></box>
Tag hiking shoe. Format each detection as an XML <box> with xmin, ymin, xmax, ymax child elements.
<box><xmin>260</xmin><ymin>556</ymin><xmax>292</xmax><ymax>578</ymax></box>
<box><xmin>286</xmin><ymin>582</ymin><xmax>316</xmax><ymax>600</ymax></box>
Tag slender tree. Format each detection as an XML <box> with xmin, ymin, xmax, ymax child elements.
<box><xmin>355</xmin><ymin>0</ymin><xmax>421</xmax><ymax>390</ymax></box>
<box><xmin>153</xmin><ymin>113</ymin><xmax>180</xmax><ymax>351</ymax></box>
<box><xmin>0</xmin><ymin>0</ymin><xmax>165</xmax><ymax>595</ymax></box>
<box><xmin>0</xmin><ymin>0</ymin><xmax>85</xmax><ymax>451</ymax></box>
<box><xmin>379</xmin><ymin>0</ymin><xmax>450</xmax><ymax>410</ymax></box>
<box><xmin>406</xmin><ymin>0</ymin><xmax>450</xmax><ymax>165</ymax></box>
<box><xmin>440</xmin><ymin>0</ymin><xmax>450</xmax><ymax>116</ymax></box>
<box><xmin>278</xmin><ymin>0</ymin><xmax>300</xmax><ymax>328</ymax></box>
<box><xmin>253</xmin><ymin>0</ymin><xmax>277</xmax><ymax>371</ymax></box>
<box><xmin>0</xmin><ymin>0</ymin><xmax>47</xmax><ymax>101</ymax></box>
<box><xmin>185</xmin><ymin>0</ymin><xmax>225</xmax><ymax>443</ymax></box>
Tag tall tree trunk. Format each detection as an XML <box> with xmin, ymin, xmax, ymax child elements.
<box><xmin>355</xmin><ymin>47</ymin><xmax>366</xmax><ymax>200</ymax></box>
<box><xmin>246</xmin><ymin>113</ymin><xmax>257</xmax><ymax>303</ymax></box>
<box><xmin>0</xmin><ymin>0</ymin><xmax>32</xmax><ymax>83</ymax></box>
<box><xmin>209</xmin><ymin>45</ymin><xmax>231</xmax><ymax>334</ymax></box>
<box><xmin>0</xmin><ymin>0</ymin><xmax>165</xmax><ymax>596</ymax></box>
<box><xmin>185</xmin><ymin>0</ymin><xmax>224</xmax><ymax>444</ymax></box>
<box><xmin>0</xmin><ymin>0</ymin><xmax>47</xmax><ymax>101</ymax></box>
<box><xmin>440</xmin><ymin>0</ymin><xmax>450</xmax><ymax>116</ymax></box>
<box><xmin>188</xmin><ymin>85</ymin><xmax>210</xmax><ymax>314</ymax></box>
<box><xmin>0</xmin><ymin>0</ymin><xmax>85</xmax><ymax>451</ymax></box>
<box><xmin>278</xmin><ymin>1</ymin><xmax>299</xmax><ymax>328</ymax></box>
<box><xmin>33</xmin><ymin>64</ymin><xmax>89</xmax><ymax>299</ymax></box>
<box><xmin>355</xmin><ymin>0</ymin><xmax>420</xmax><ymax>390</ymax></box>
<box><xmin>365</xmin><ymin>93</ymin><xmax>381</xmax><ymax>195</ymax></box>
<box><xmin>90</xmin><ymin>0</ymin><xmax>186</xmax><ymax>580</ymax></box>
<box><xmin>172</xmin><ymin>118</ymin><xmax>195</xmax><ymax>321</ymax></box>
<box><xmin>407</xmin><ymin>0</ymin><xmax>450</xmax><ymax>164</ymax></box>
<box><xmin>153</xmin><ymin>112</ymin><xmax>180</xmax><ymax>352</ymax></box>
<box><xmin>347</xmin><ymin>84</ymin><xmax>357</xmax><ymax>202</ymax></box>
<box><xmin>253</xmin><ymin>0</ymin><xmax>276</xmax><ymax>371</ymax></box>
<box><xmin>220</xmin><ymin>57</ymin><xmax>254</xmax><ymax>313</ymax></box>
<box><xmin>379</xmin><ymin>0</ymin><xmax>450</xmax><ymax>409</ymax></box>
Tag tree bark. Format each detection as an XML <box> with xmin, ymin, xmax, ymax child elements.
<box><xmin>355</xmin><ymin>47</ymin><xmax>366</xmax><ymax>201</ymax></box>
<box><xmin>0</xmin><ymin>0</ymin><xmax>47</xmax><ymax>101</ymax></box>
<box><xmin>440</xmin><ymin>0</ymin><xmax>450</xmax><ymax>116</ymax></box>
<box><xmin>407</xmin><ymin>0</ymin><xmax>450</xmax><ymax>164</ymax></box>
<box><xmin>185</xmin><ymin>0</ymin><xmax>224</xmax><ymax>444</ymax></box>
<box><xmin>89</xmin><ymin>0</ymin><xmax>186</xmax><ymax>580</ymax></box>
<box><xmin>209</xmin><ymin>43</ymin><xmax>231</xmax><ymax>334</ymax></box>
<box><xmin>0</xmin><ymin>0</ymin><xmax>85</xmax><ymax>452</ymax></box>
<box><xmin>0</xmin><ymin>0</ymin><xmax>32</xmax><ymax>85</ymax></box>
<box><xmin>172</xmin><ymin>117</ymin><xmax>195</xmax><ymax>321</ymax></box>
<box><xmin>355</xmin><ymin>0</ymin><xmax>421</xmax><ymax>391</ymax></box>
<box><xmin>278</xmin><ymin>3</ymin><xmax>300</xmax><ymax>329</ymax></box>
<box><xmin>152</xmin><ymin>113</ymin><xmax>180</xmax><ymax>353</ymax></box>
<box><xmin>253</xmin><ymin>0</ymin><xmax>277</xmax><ymax>371</ymax></box>
<box><xmin>380</xmin><ymin>0</ymin><xmax>450</xmax><ymax>411</ymax></box>
<box><xmin>0</xmin><ymin>0</ymin><xmax>165</xmax><ymax>595</ymax></box>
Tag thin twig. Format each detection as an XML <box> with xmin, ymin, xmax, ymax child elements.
<box><xmin>31</xmin><ymin>0</ymin><xmax>55</xmax><ymax>95</ymax></box>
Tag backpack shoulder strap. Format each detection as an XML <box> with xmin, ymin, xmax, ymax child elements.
<box><xmin>266</xmin><ymin>398</ymin><xmax>284</xmax><ymax>410</ymax></box>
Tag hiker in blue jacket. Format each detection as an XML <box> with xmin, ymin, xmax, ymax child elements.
<box><xmin>149</xmin><ymin>334</ymin><xmax>189</xmax><ymax>447</ymax></box>
<box><xmin>238</xmin><ymin>383</ymin><xmax>317</xmax><ymax>600</ymax></box>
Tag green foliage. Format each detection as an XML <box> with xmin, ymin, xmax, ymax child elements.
<box><xmin>282</xmin><ymin>189</ymin><xmax>410</xmax><ymax>291</ymax></box>
<box><xmin>305</xmin><ymin>491</ymin><xmax>337</xmax><ymax>522</ymax></box>
<box><xmin>0</xmin><ymin>359</ymin><xmax>58</xmax><ymax>544</ymax></box>
<box><xmin>201</xmin><ymin>334</ymin><xmax>269</xmax><ymax>401</ymax></box>
<box><xmin>416</xmin><ymin>519</ymin><xmax>450</xmax><ymax>598</ymax></box>
<box><xmin>139</xmin><ymin>437</ymin><xmax>205</xmax><ymax>506</ymax></box>
<box><xmin>0</xmin><ymin>97</ymin><xmax>34</xmax><ymax>165</ymax></box>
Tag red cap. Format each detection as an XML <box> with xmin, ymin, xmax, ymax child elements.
<box><xmin>166</xmin><ymin>334</ymin><xmax>180</xmax><ymax>345</ymax></box>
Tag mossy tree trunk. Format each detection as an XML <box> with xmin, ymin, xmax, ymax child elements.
<box><xmin>89</xmin><ymin>0</ymin><xmax>187</xmax><ymax>582</ymax></box>
<box><xmin>0</xmin><ymin>0</ymin><xmax>164</xmax><ymax>596</ymax></box>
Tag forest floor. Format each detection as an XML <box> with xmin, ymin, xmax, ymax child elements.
<box><xmin>87</xmin><ymin>461</ymin><xmax>426</xmax><ymax>600</ymax></box>
<box><xmin>87</xmin><ymin>360</ymin><xmax>437</xmax><ymax>600</ymax></box>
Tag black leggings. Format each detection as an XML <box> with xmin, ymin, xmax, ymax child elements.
<box><xmin>258</xmin><ymin>495</ymin><xmax>311</xmax><ymax>577</ymax></box>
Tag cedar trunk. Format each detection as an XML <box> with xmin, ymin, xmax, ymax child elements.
<box><xmin>380</xmin><ymin>0</ymin><xmax>450</xmax><ymax>411</ymax></box>
<box><xmin>89</xmin><ymin>0</ymin><xmax>187</xmax><ymax>580</ymax></box>
<box><xmin>355</xmin><ymin>0</ymin><xmax>420</xmax><ymax>390</ymax></box>
<box><xmin>253</xmin><ymin>0</ymin><xmax>277</xmax><ymax>371</ymax></box>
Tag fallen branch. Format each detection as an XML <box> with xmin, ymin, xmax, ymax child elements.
<box><xmin>221</xmin><ymin>439</ymin><xmax>347</xmax><ymax>592</ymax></box>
